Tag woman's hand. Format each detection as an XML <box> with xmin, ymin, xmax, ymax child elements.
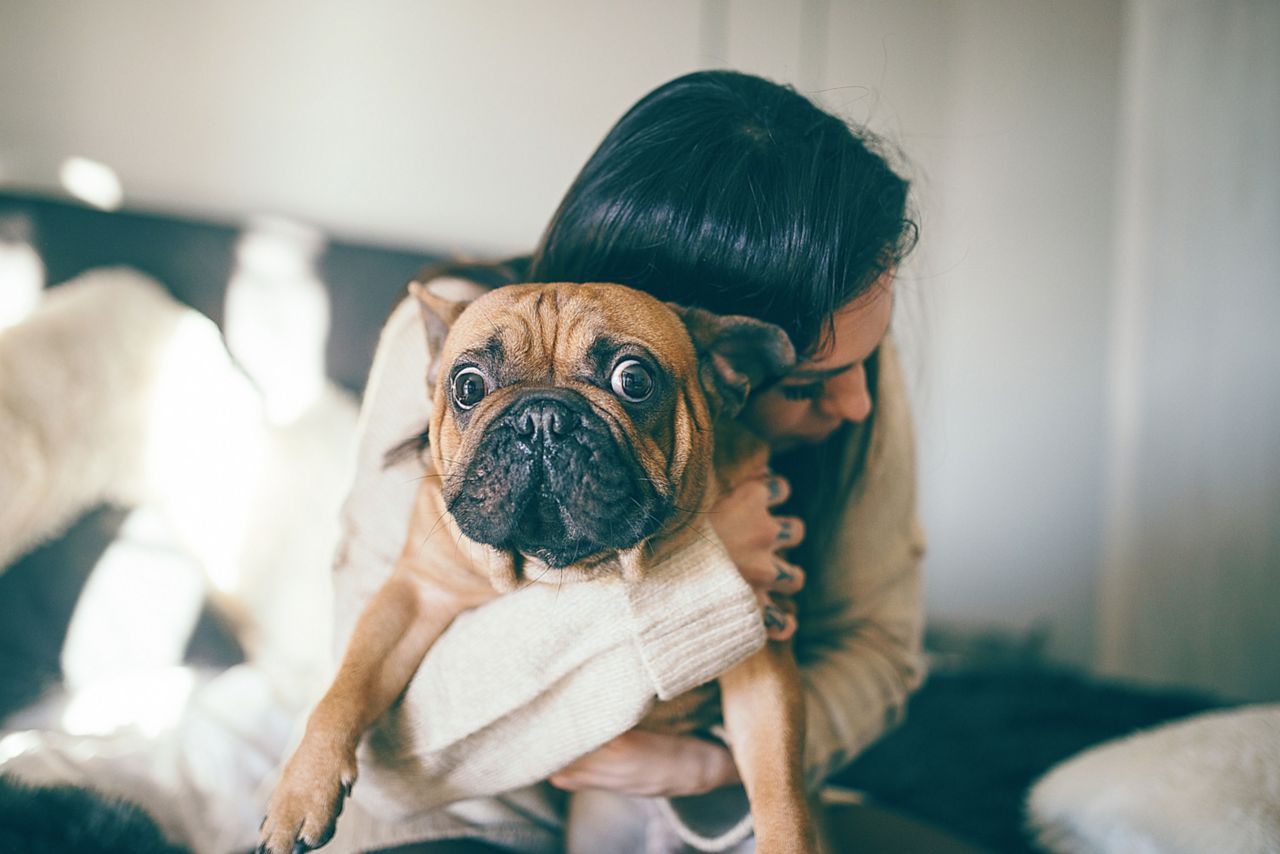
<box><xmin>549</xmin><ymin>730</ymin><xmax>739</xmax><ymax>797</ymax></box>
<box><xmin>709</xmin><ymin>472</ymin><xmax>806</xmax><ymax>640</ymax></box>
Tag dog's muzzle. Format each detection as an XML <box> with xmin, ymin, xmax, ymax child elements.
<box><xmin>446</xmin><ymin>388</ymin><xmax>669</xmax><ymax>567</ymax></box>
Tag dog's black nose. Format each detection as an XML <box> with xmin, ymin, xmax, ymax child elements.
<box><xmin>513</xmin><ymin>398</ymin><xmax>578</xmax><ymax>440</ymax></box>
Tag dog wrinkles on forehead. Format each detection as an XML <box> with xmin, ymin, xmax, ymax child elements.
<box><xmin>512</xmin><ymin>287</ymin><xmax>609</xmax><ymax>382</ymax></box>
<box><xmin>587</xmin><ymin>336</ymin><xmax>625</xmax><ymax>378</ymax></box>
<box><xmin>533</xmin><ymin>287</ymin><xmax>563</xmax><ymax>368</ymax></box>
<box><xmin>458</xmin><ymin>336</ymin><xmax>504</xmax><ymax>368</ymax></box>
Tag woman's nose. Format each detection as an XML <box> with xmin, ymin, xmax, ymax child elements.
<box><xmin>818</xmin><ymin>364</ymin><xmax>872</xmax><ymax>423</ymax></box>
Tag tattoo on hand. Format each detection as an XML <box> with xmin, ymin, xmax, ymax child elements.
<box><xmin>775</xmin><ymin>563</ymin><xmax>792</xmax><ymax>583</ymax></box>
<box><xmin>764</xmin><ymin>605</ymin><xmax>786</xmax><ymax>631</ymax></box>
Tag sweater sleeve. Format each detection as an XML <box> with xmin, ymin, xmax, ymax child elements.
<box><xmin>796</xmin><ymin>338</ymin><xmax>928</xmax><ymax>785</ymax></box>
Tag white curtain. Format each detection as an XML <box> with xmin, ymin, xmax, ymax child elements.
<box><xmin>1098</xmin><ymin>0</ymin><xmax>1280</xmax><ymax>701</ymax></box>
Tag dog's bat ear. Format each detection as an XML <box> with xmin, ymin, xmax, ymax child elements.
<box><xmin>409</xmin><ymin>278</ymin><xmax>487</xmax><ymax>388</ymax></box>
<box><xmin>672</xmin><ymin>305</ymin><xmax>796</xmax><ymax>418</ymax></box>
<box><xmin>409</xmin><ymin>278</ymin><xmax>477</xmax><ymax>353</ymax></box>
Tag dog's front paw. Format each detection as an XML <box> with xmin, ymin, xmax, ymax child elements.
<box><xmin>257</xmin><ymin>740</ymin><xmax>357</xmax><ymax>854</ymax></box>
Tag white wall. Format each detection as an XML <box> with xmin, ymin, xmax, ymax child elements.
<box><xmin>0</xmin><ymin>0</ymin><xmax>707</xmax><ymax>251</ymax></box>
<box><xmin>0</xmin><ymin>1</ymin><xmax>1141</xmax><ymax>673</ymax></box>
<box><xmin>1098</xmin><ymin>0</ymin><xmax>1280</xmax><ymax>702</ymax></box>
<box><xmin>897</xmin><ymin>1</ymin><xmax>1123</xmax><ymax>669</ymax></box>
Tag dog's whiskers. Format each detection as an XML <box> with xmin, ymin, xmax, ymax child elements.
<box><xmin>418</xmin><ymin>507</ymin><xmax>454</xmax><ymax>552</ymax></box>
<box><xmin>518</xmin><ymin>560</ymin><xmax>556</xmax><ymax>590</ymax></box>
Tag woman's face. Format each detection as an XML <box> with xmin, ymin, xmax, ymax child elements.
<box><xmin>740</xmin><ymin>276</ymin><xmax>894</xmax><ymax>452</ymax></box>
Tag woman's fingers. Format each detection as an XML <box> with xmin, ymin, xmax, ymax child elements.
<box><xmin>763</xmin><ymin>474</ymin><xmax>791</xmax><ymax>508</ymax></box>
<box><xmin>759</xmin><ymin>591</ymin><xmax>797</xmax><ymax>642</ymax></box>
<box><xmin>770</xmin><ymin>559</ymin><xmax>805</xmax><ymax>595</ymax></box>
<box><xmin>710</xmin><ymin>472</ymin><xmax>805</xmax><ymax>636</ymax></box>
<box><xmin>737</xmin><ymin>554</ymin><xmax>805</xmax><ymax>595</ymax></box>
<box><xmin>773</xmin><ymin>515</ymin><xmax>805</xmax><ymax>548</ymax></box>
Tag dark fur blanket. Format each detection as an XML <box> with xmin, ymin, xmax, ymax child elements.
<box><xmin>0</xmin><ymin>775</ymin><xmax>186</xmax><ymax>854</ymax></box>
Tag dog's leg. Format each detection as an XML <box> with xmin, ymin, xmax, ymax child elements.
<box><xmin>718</xmin><ymin>643</ymin><xmax>817</xmax><ymax>854</ymax></box>
<box><xmin>258</xmin><ymin>469</ymin><xmax>498</xmax><ymax>853</ymax></box>
<box><xmin>258</xmin><ymin>563</ymin><xmax>481</xmax><ymax>853</ymax></box>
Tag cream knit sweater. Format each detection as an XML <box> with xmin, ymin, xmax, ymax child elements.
<box><xmin>325</xmin><ymin>288</ymin><xmax>926</xmax><ymax>852</ymax></box>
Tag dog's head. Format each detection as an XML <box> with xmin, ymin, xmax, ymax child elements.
<box><xmin>412</xmin><ymin>280</ymin><xmax>793</xmax><ymax>588</ymax></box>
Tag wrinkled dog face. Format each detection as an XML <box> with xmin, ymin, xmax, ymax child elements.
<box><xmin>426</xmin><ymin>283</ymin><xmax>716</xmax><ymax>569</ymax></box>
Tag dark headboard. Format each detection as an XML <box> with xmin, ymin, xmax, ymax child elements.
<box><xmin>0</xmin><ymin>191</ymin><xmax>446</xmax><ymax>393</ymax></box>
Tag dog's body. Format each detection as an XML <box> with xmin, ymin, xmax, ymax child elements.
<box><xmin>259</xmin><ymin>282</ymin><xmax>816</xmax><ymax>853</ymax></box>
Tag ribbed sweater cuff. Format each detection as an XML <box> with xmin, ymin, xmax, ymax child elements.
<box><xmin>625</xmin><ymin>521</ymin><xmax>766</xmax><ymax>700</ymax></box>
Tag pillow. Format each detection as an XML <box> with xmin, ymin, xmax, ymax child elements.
<box><xmin>1027</xmin><ymin>704</ymin><xmax>1280</xmax><ymax>854</ymax></box>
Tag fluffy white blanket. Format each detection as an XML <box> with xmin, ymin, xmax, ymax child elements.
<box><xmin>1028</xmin><ymin>704</ymin><xmax>1280</xmax><ymax>854</ymax></box>
<box><xmin>0</xmin><ymin>268</ymin><xmax>181</xmax><ymax>568</ymax></box>
<box><xmin>0</xmin><ymin>267</ymin><xmax>359</xmax><ymax>853</ymax></box>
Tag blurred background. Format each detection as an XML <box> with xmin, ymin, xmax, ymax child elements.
<box><xmin>1</xmin><ymin>0</ymin><xmax>1276</xmax><ymax>699</ymax></box>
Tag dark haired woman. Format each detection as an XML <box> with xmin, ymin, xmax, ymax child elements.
<box><xmin>324</xmin><ymin>70</ymin><xmax>925</xmax><ymax>853</ymax></box>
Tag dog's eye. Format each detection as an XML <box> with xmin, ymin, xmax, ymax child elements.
<box><xmin>452</xmin><ymin>367</ymin><xmax>488</xmax><ymax>409</ymax></box>
<box><xmin>610</xmin><ymin>359</ymin><xmax>653</xmax><ymax>403</ymax></box>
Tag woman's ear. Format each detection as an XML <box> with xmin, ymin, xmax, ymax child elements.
<box><xmin>671</xmin><ymin>304</ymin><xmax>796</xmax><ymax>418</ymax></box>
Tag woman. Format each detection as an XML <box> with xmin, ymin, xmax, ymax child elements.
<box><xmin>334</xmin><ymin>70</ymin><xmax>924</xmax><ymax>853</ymax></box>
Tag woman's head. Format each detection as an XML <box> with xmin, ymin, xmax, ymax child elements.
<box><xmin>529</xmin><ymin>70</ymin><xmax>915</xmax><ymax>447</ymax></box>
<box><xmin>739</xmin><ymin>273</ymin><xmax>893</xmax><ymax>450</ymax></box>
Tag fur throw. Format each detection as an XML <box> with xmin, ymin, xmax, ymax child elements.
<box><xmin>0</xmin><ymin>268</ymin><xmax>187</xmax><ymax>570</ymax></box>
<box><xmin>1027</xmin><ymin>704</ymin><xmax>1280</xmax><ymax>854</ymax></box>
<box><xmin>0</xmin><ymin>774</ymin><xmax>185</xmax><ymax>854</ymax></box>
<box><xmin>0</xmin><ymin>267</ymin><xmax>359</xmax><ymax>853</ymax></box>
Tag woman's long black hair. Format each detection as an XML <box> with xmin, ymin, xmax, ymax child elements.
<box><xmin>530</xmin><ymin>69</ymin><xmax>916</xmax><ymax>359</ymax></box>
